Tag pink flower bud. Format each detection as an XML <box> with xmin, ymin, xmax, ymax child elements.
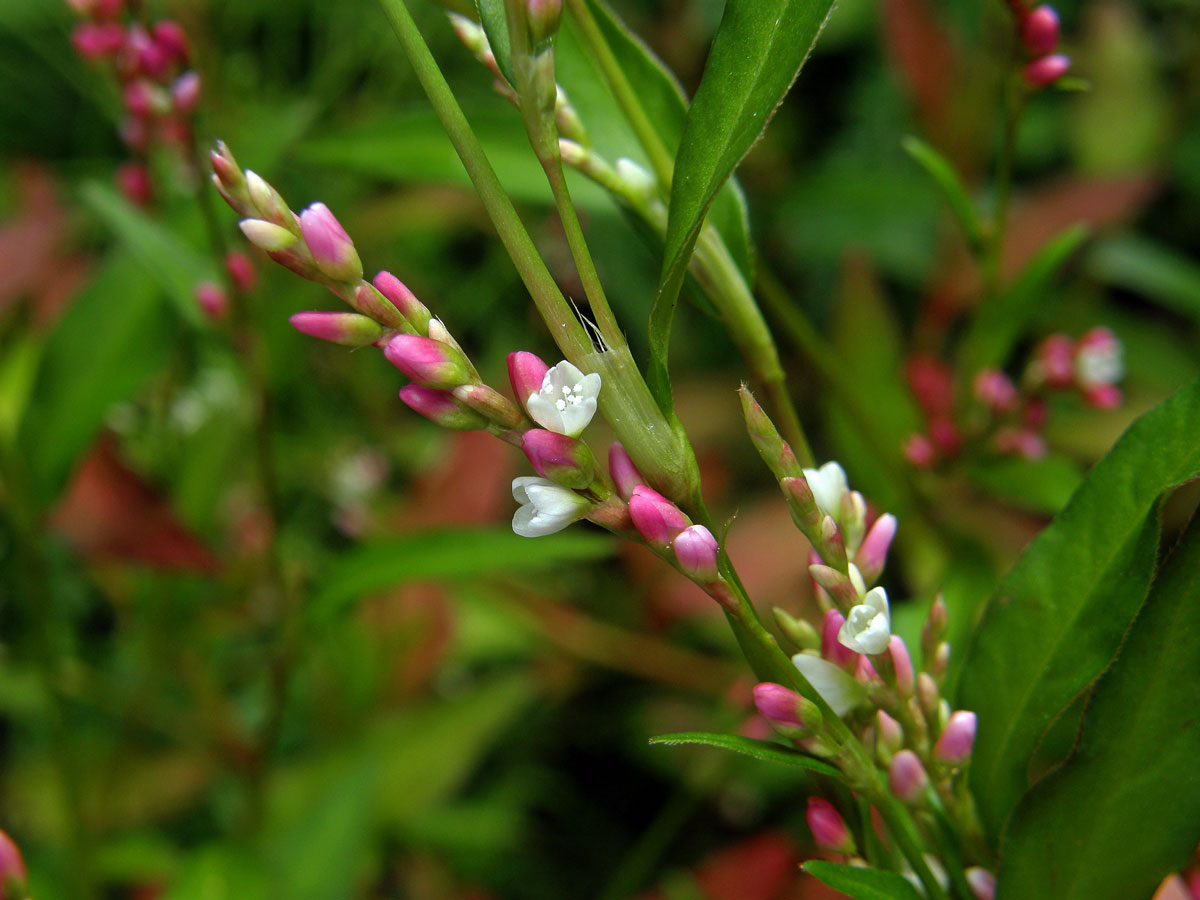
<box><xmin>123</xmin><ymin>80</ymin><xmax>167</xmax><ymax>118</ymax></box>
<box><xmin>877</xmin><ymin>710</ymin><xmax>903</xmax><ymax>751</ymax></box>
<box><xmin>373</xmin><ymin>271</ymin><xmax>432</xmax><ymax>334</ymax></box>
<box><xmin>889</xmin><ymin>750</ymin><xmax>928</xmax><ymax>803</ymax></box>
<box><xmin>239</xmin><ymin>219</ymin><xmax>297</xmax><ymax>253</ymax></box>
<box><xmin>806</xmin><ymin>797</ymin><xmax>855</xmax><ymax>853</ymax></box>
<box><xmin>0</xmin><ymin>829</ymin><xmax>27</xmax><ymax>897</ymax></box>
<box><xmin>821</xmin><ymin>609</ymin><xmax>858</xmax><ymax>671</ymax></box>
<box><xmin>152</xmin><ymin>19</ymin><xmax>190</xmax><ymax>63</ymax></box>
<box><xmin>607</xmin><ymin>442</ymin><xmax>644</xmax><ymax>500</ymax></box>
<box><xmin>298</xmin><ymin>202</ymin><xmax>362</xmax><ymax>283</ymax></box>
<box><xmin>115</xmin><ymin>161</ymin><xmax>152</xmax><ymax>206</ymax></box>
<box><xmin>929</xmin><ymin>417</ymin><xmax>961</xmax><ymax>456</ymax></box>
<box><xmin>171</xmin><ymin>71</ymin><xmax>202</xmax><ymax>114</ymax></box>
<box><xmin>1021</xmin><ymin>5</ymin><xmax>1060</xmax><ymax>55</ymax></box>
<box><xmin>906</xmin><ymin>354</ymin><xmax>954</xmax><ymax>417</ymax></box>
<box><xmin>918</xmin><ymin>672</ymin><xmax>940</xmax><ymax>718</ymax></box>
<box><xmin>1025</xmin><ymin>53</ymin><xmax>1070</xmax><ymax>88</ymax></box>
<box><xmin>973</xmin><ymin>369</ymin><xmax>1019</xmax><ymax>412</ymax></box>
<box><xmin>383</xmin><ymin>334</ymin><xmax>472</xmax><ymax>389</ymax></box>
<box><xmin>628</xmin><ymin>485</ymin><xmax>691</xmax><ymax>550</ymax></box>
<box><xmin>1032</xmin><ymin>334</ymin><xmax>1075</xmax><ymax>387</ymax></box>
<box><xmin>290</xmin><ymin>311</ymin><xmax>386</xmax><ymax>348</ymax></box>
<box><xmin>1022</xmin><ymin>397</ymin><xmax>1048</xmax><ymax>429</ymax></box>
<box><xmin>903</xmin><ymin>433</ymin><xmax>937</xmax><ymax>468</ymax></box>
<box><xmin>72</xmin><ymin>22</ymin><xmax>125</xmax><ymax>60</ymax></box>
<box><xmin>993</xmin><ymin>427</ymin><xmax>1047</xmax><ymax>460</ymax></box>
<box><xmin>92</xmin><ymin>0</ymin><xmax>124</xmax><ymax>18</ymax></box>
<box><xmin>740</xmin><ymin>386</ymin><xmax>802</xmax><ymax>482</ymax></box>
<box><xmin>888</xmin><ymin>635</ymin><xmax>915</xmax><ymax>697</ymax></box>
<box><xmin>194</xmin><ymin>281</ymin><xmax>228</xmax><ymax>320</ymax></box>
<box><xmin>452</xmin><ymin>384</ymin><xmax>523</xmax><ymax>429</ymax></box>
<box><xmin>135</xmin><ymin>33</ymin><xmax>171</xmax><ymax>79</ymax></box>
<box><xmin>673</xmin><ymin>524</ymin><xmax>719</xmax><ymax>582</ymax></box>
<box><xmin>855</xmin><ymin>513</ymin><xmax>896</xmax><ymax>583</ymax></box>
<box><xmin>399</xmin><ymin>384</ymin><xmax>488</xmax><ymax>431</ymax></box>
<box><xmin>522</xmin><ymin>429</ymin><xmax>596</xmax><ymax>489</ymax></box>
<box><xmin>966</xmin><ymin>867</ymin><xmax>996</xmax><ymax>900</ymax></box>
<box><xmin>526</xmin><ymin>0</ymin><xmax>563</xmax><ymax>42</ymax></box>
<box><xmin>752</xmin><ymin>682</ymin><xmax>806</xmax><ymax>729</ymax></box>
<box><xmin>508</xmin><ymin>351</ymin><xmax>550</xmax><ymax>411</ymax></box>
<box><xmin>224</xmin><ymin>251</ymin><xmax>256</xmax><ymax>293</ymax></box>
<box><xmin>1083</xmin><ymin>383</ymin><xmax>1123</xmax><ymax>409</ymax></box>
<box><xmin>933</xmin><ymin>710</ymin><xmax>977</xmax><ymax>764</ymax></box>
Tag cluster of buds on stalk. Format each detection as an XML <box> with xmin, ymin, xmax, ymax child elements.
<box><xmin>901</xmin><ymin>325</ymin><xmax>1124</xmax><ymax>469</ymax></box>
<box><xmin>66</xmin><ymin>0</ymin><xmax>203</xmax><ymax>206</ymax></box>
<box><xmin>741</xmin><ymin>390</ymin><xmax>987</xmax><ymax>891</ymax></box>
<box><xmin>1005</xmin><ymin>0</ymin><xmax>1071</xmax><ymax>88</ymax></box>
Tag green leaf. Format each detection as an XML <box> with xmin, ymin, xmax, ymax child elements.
<box><xmin>308</xmin><ymin>527</ymin><xmax>615</xmax><ymax>623</ymax></box>
<box><xmin>574</xmin><ymin>0</ymin><xmax>753</xmax><ymax>279</ymax></box>
<box><xmin>17</xmin><ymin>253</ymin><xmax>171</xmax><ymax>503</ymax></box>
<box><xmin>957</xmin><ymin>375</ymin><xmax>1200</xmax><ymax>840</ymax></box>
<box><xmin>957</xmin><ymin>224</ymin><xmax>1090</xmax><ymax>377</ymax></box>
<box><xmin>902</xmin><ymin>135</ymin><xmax>982</xmax><ymax>248</ymax></box>
<box><xmin>1086</xmin><ymin>233</ymin><xmax>1200</xmax><ymax>324</ymax></box>
<box><xmin>996</xmin><ymin>517</ymin><xmax>1200</xmax><ymax>900</ymax></box>
<box><xmin>648</xmin><ymin>732</ymin><xmax>839</xmax><ymax>776</ymax></box>
<box><xmin>79</xmin><ymin>180</ymin><xmax>211</xmax><ymax>325</ymax></box>
<box><xmin>647</xmin><ymin>0</ymin><xmax>835</xmax><ymax>410</ymax></box>
<box><xmin>475</xmin><ymin>0</ymin><xmax>514</xmax><ymax>86</ymax></box>
<box><xmin>803</xmin><ymin>860</ymin><xmax>924</xmax><ymax>900</ymax></box>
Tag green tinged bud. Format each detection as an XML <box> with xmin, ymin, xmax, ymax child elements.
<box><xmin>773</xmin><ymin>607</ymin><xmax>820</xmax><ymax>651</ymax></box>
<box><xmin>739</xmin><ymin>386</ymin><xmax>803</xmax><ymax>482</ymax></box>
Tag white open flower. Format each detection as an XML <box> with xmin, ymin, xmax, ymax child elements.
<box><xmin>838</xmin><ymin>586</ymin><xmax>891</xmax><ymax>655</ymax></box>
<box><xmin>512</xmin><ymin>476</ymin><xmax>591</xmax><ymax>538</ymax></box>
<box><xmin>792</xmin><ymin>654</ymin><xmax>867</xmax><ymax>717</ymax></box>
<box><xmin>803</xmin><ymin>461</ymin><xmax>848</xmax><ymax>521</ymax></box>
<box><xmin>525</xmin><ymin>361</ymin><xmax>602</xmax><ymax>437</ymax></box>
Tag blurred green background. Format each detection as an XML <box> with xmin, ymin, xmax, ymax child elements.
<box><xmin>1</xmin><ymin>0</ymin><xmax>1199</xmax><ymax>897</ymax></box>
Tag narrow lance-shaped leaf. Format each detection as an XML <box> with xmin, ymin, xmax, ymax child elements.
<box><xmin>902</xmin><ymin>135</ymin><xmax>982</xmax><ymax>249</ymax></box>
<box><xmin>646</xmin><ymin>0</ymin><xmax>836</xmax><ymax>412</ymax></box>
<box><xmin>649</xmin><ymin>732</ymin><xmax>839</xmax><ymax>776</ymax></box>
<box><xmin>803</xmin><ymin>860</ymin><xmax>924</xmax><ymax>900</ymax></box>
<box><xmin>957</xmin><ymin>375</ymin><xmax>1200</xmax><ymax>840</ymax></box>
<box><xmin>995</xmin><ymin>515</ymin><xmax>1200</xmax><ymax>900</ymax></box>
<box><xmin>475</xmin><ymin>0</ymin><xmax>515</xmax><ymax>85</ymax></box>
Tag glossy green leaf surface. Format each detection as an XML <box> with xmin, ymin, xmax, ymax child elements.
<box><xmin>309</xmin><ymin>527</ymin><xmax>615</xmax><ymax>622</ymax></box>
<box><xmin>996</xmin><ymin>517</ymin><xmax>1200</xmax><ymax>899</ymax></box>
<box><xmin>958</xmin><ymin>375</ymin><xmax>1200</xmax><ymax>840</ymax></box>
<box><xmin>647</xmin><ymin>0</ymin><xmax>835</xmax><ymax>408</ymax></box>
<box><xmin>649</xmin><ymin>732</ymin><xmax>839</xmax><ymax>776</ymax></box>
<box><xmin>802</xmin><ymin>860</ymin><xmax>923</xmax><ymax>900</ymax></box>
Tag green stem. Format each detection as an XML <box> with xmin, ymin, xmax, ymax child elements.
<box><xmin>377</xmin><ymin>0</ymin><xmax>593</xmax><ymax>363</ymax></box>
<box><xmin>563</xmin><ymin>0</ymin><xmax>675</xmax><ymax>191</ymax></box>
<box><xmin>983</xmin><ymin>66</ymin><xmax>1028</xmax><ymax>300</ymax></box>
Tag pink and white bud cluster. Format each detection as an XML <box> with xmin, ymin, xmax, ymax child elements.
<box><xmin>1027</xmin><ymin>327</ymin><xmax>1124</xmax><ymax>409</ymax></box>
<box><xmin>67</xmin><ymin>2</ymin><xmax>203</xmax><ymax>206</ymax></box>
<box><xmin>1012</xmin><ymin>3</ymin><xmax>1070</xmax><ymax>88</ymax></box>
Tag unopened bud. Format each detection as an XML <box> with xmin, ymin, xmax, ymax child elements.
<box><xmin>607</xmin><ymin>442</ymin><xmax>644</xmax><ymax>500</ymax></box>
<box><xmin>152</xmin><ymin>20</ymin><xmax>190</xmax><ymax>62</ymax></box>
<box><xmin>210</xmin><ymin>141</ymin><xmax>253</xmax><ymax>215</ymax></box>
<box><xmin>855</xmin><ymin>513</ymin><xmax>897</xmax><ymax>584</ymax></box>
<box><xmin>889</xmin><ymin>750</ymin><xmax>928</xmax><ymax>803</ymax></box>
<box><xmin>558</xmin><ymin>138</ymin><xmax>589</xmax><ymax>169</ymax></box>
<box><xmin>1031</xmin><ymin>334</ymin><xmax>1075</xmax><ymax>388</ymax></box>
<box><xmin>1021</xmin><ymin>5</ymin><xmax>1060</xmax><ymax>55</ymax></box>
<box><xmin>806</xmin><ymin>797</ymin><xmax>856</xmax><ymax>853</ymax></box>
<box><xmin>194</xmin><ymin>281</ymin><xmax>228</xmax><ymax>320</ymax></box>
<box><xmin>933</xmin><ymin>710</ymin><xmax>977</xmax><ymax>765</ymax></box>
<box><xmin>932</xmin><ymin>641</ymin><xmax>951</xmax><ymax>680</ymax></box>
<box><xmin>239</xmin><ymin>219</ymin><xmax>297</xmax><ymax>253</ymax></box>
<box><xmin>888</xmin><ymin>635</ymin><xmax>915</xmax><ymax>697</ymax></box>
<box><xmin>821</xmin><ymin>608</ymin><xmax>858</xmax><ymax>671</ymax></box>
<box><xmin>452</xmin><ymin>384</ymin><xmax>523</xmax><ymax>430</ymax></box>
<box><xmin>966</xmin><ymin>867</ymin><xmax>996</xmax><ymax>900</ymax></box>
<box><xmin>72</xmin><ymin>22</ymin><xmax>125</xmax><ymax>60</ymax></box>
<box><xmin>383</xmin><ymin>334</ymin><xmax>473</xmax><ymax>389</ymax></box>
<box><xmin>628</xmin><ymin>485</ymin><xmax>691</xmax><ymax>551</ymax></box>
<box><xmin>615</xmin><ymin>157</ymin><xmax>657</xmax><ymax>202</ymax></box>
<box><xmin>0</xmin><ymin>829</ymin><xmax>27</xmax><ymax>899</ymax></box>
<box><xmin>819</xmin><ymin>515</ymin><xmax>849</xmax><ymax>572</ymax></box>
<box><xmin>289</xmin><ymin>311</ymin><xmax>385</xmax><ymax>348</ymax></box>
<box><xmin>673</xmin><ymin>524</ymin><xmax>719</xmax><ymax>582</ymax></box>
<box><xmin>753</xmin><ymin>682</ymin><xmax>816</xmax><ymax>731</ymax></box>
<box><xmin>526</xmin><ymin>0</ymin><xmax>563</xmax><ymax>44</ymax></box>
<box><xmin>373</xmin><ymin>271</ymin><xmax>432</xmax><ymax>334</ymax></box>
<box><xmin>244</xmin><ymin>172</ymin><xmax>293</xmax><ymax>229</ymax></box>
<box><xmin>1083</xmin><ymin>383</ymin><xmax>1122</xmax><ymax>409</ymax></box>
<box><xmin>507</xmin><ymin>350</ymin><xmax>550</xmax><ymax>412</ymax></box>
<box><xmin>773</xmin><ymin>607</ymin><xmax>820</xmax><ymax>651</ymax></box>
<box><xmin>994</xmin><ymin>427</ymin><xmax>1047</xmax><ymax>460</ymax></box>
<box><xmin>171</xmin><ymin>71</ymin><xmax>202</xmax><ymax>114</ymax></box>
<box><xmin>224</xmin><ymin>251</ymin><xmax>256</xmax><ymax>293</ymax></box>
<box><xmin>522</xmin><ymin>429</ymin><xmax>596</xmax><ymax>489</ymax></box>
<box><xmin>351</xmin><ymin>283</ymin><xmax>411</xmax><ymax>332</ymax></box>
<box><xmin>123</xmin><ymin>80</ymin><xmax>170</xmax><ymax>118</ymax></box>
<box><xmin>903</xmin><ymin>433</ymin><xmax>937</xmax><ymax>468</ymax></box>
<box><xmin>399</xmin><ymin>384</ymin><xmax>488</xmax><ymax>431</ymax></box>
<box><xmin>298</xmin><ymin>202</ymin><xmax>362</xmax><ymax>283</ymax></box>
<box><xmin>1025</xmin><ymin>53</ymin><xmax>1070</xmax><ymax>88</ymax></box>
<box><xmin>877</xmin><ymin>710</ymin><xmax>904</xmax><ymax>752</ymax></box>
<box><xmin>740</xmin><ymin>386</ymin><xmax>802</xmax><ymax>482</ymax></box>
<box><xmin>116</xmin><ymin>161</ymin><xmax>153</xmax><ymax>207</ymax></box>
<box><xmin>780</xmin><ymin>475</ymin><xmax>821</xmax><ymax>537</ymax></box>
<box><xmin>917</xmin><ymin>672</ymin><xmax>940</xmax><ymax>720</ymax></box>
<box><xmin>973</xmin><ymin>369</ymin><xmax>1019</xmax><ymax>412</ymax></box>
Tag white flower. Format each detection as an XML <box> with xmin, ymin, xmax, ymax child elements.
<box><xmin>511</xmin><ymin>476</ymin><xmax>591</xmax><ymax>538</ymax></box>
<box><xmin>792</xmin><ymin>653</ymin><xmax>867</xmax><ymax>717</ymax></box>
<box><xmin>525</xmin><ymin>361</ymin><xmax>602</xmax><ymax>437</ymax></box>
<box><xmin>838</xmin><ymin>586</ymin><xmax>891</xmax><ymax>655</ymax></box>
<box><xmin>803</xmin><ymin>461</ymin><xmax>848</xmax><ymax>521</ymax></box>
<box><xmin>1075</xmin><ymin>339</ymin><xmax>1124</xmax><ymax>387</ymax></box>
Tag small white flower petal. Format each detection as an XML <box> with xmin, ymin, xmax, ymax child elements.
<box><xmin>838</xmin><ymin>589</ymin><xmax>891</xmax><ymax>655</ymax></box>
<box><xmin>792</xmin><ymin>653</ymin><xmax>867</xmax><ymax>717</ymax></box>
<box><xmin>526</xmin><ymin>362</ymin><xmax>601</xmax><ymax>436</ymax></box>
<box><xmin>511</xmin><ymin>476</ymin><xmax>591</xmax><ymax>538</ymax></box>
<box><xmin>803</xmin><ymin>461</ymin><xmax>849</xmax><ymax>520</ymax></box>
